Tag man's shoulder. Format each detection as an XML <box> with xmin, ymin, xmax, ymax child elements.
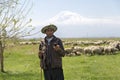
<box><xmin>55</xmin><ymin>37</ymin><xmax>61</xmax><ymax>41</ymax></box>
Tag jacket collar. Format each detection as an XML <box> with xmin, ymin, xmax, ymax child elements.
<box><xmin>44</xmin><ymin>35</ymin><xmax>57</xmax><ymax>43</ymax></box>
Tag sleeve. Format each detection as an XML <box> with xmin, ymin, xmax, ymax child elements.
<box><xmin>38</xmin><ymin>43</ymin><xmax>43</xmax><ymax>59</ymax></box>
<box><xmin>39</xmin><ymin>43</ymin><xmax>42</xmax><ymax>50</ymax></box>
<box><xmin>56</xmin><ymin>39</ymin><xmax>65</xmax><ymax>57</ymax></box>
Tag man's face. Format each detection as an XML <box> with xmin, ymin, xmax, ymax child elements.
<box><xmin>45</xmin><ymin>28</ymin><xmax>54</xmax><ymax>37</ymax></box>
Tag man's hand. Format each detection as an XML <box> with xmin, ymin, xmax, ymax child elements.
<box><xmin>53</xmin><ymin>45</ymin><xmax>61</xmax><ymax>51</ymax></box>
<box><xmin>38</xmin><ymin>51</ymin><xmax>44</xmax><ymax>59</ymax></box>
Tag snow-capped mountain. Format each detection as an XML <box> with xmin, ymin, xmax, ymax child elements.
<box><xmin>32</xmin><ymin>11</ymin><xmax>120</xmax><ymax>38</ymax></box>
<box><xmin>44</xmin><ymin>11</ymin><xmax>120</xmax><ymax>25</ymax></box>
<box><xmin>48</xmin><ymin>11</ymin><xmax>83</xmax><ymax>25</ymax></box>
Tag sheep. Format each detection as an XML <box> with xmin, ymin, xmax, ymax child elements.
<box><xmin>73</xmin><ymin>46</ymin><xmax>84</xmax><ymax>53</ymax></box>
<box><xmin>64</xmin><ymin>46</ymin><xmax>74</xmax><ymax>55</ymax></box>
<box><xmin>65</xmin><ymin>46</ymin><xmax>83</xmax><ymax>56</ymax></box>
<box><xmin>91</xmin><ymin>46</ymin><xmax>104</xmax><ymax>55</ymax></box>
<box><xmin>72</xmin><ymin>49</ymin><xmax>82</xmax><ymax>56</ymax></box>
<box><xmin>83</xmin><ymin>46</ymin><xmax>93</xmax><ymax>55</ymax></box>
<box><xmin>111</xmin><ymin>42</ymin><xmax>120</xmax><ymax>50</ymax></box>
<box><xmin>104</xmin><ymin>46</ymin><xmax>118</xmax><ymax>55</ymax></box>
<box><xmin>64</xmin><ymin>40</ymin><xmax>120</xmax><ymax>56</ymax></box>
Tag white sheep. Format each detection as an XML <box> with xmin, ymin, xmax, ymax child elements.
<box><xmin>65</xmin><ymin>46</ymin><xmax>74</xmax><ymax>55</ymax></box>
<box><xmin>83</xmin><ymin>46</ymin><xmax>93</xmax><ymax>55</ymax></box>
<box><xmin>91</xmin><ymin>46</ymin><xmax>104</xmax><ymax>55</ymax></box>
<box><xmin>104</xmin><ymin>46</ymin><xmax>118</xmax><ymax>55</ymax></box>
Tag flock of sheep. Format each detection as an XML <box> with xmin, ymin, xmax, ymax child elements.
<box><xmin>64</xmin><ymin>40</ymin><xmax>120</xmax><ymax>56</ymax></box>
<box><xmin>15</xmin><ymin>39</ymin><xmax>120</xmax><ymax>56</ymax></box>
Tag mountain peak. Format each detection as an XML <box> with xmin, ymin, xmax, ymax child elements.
<box><xmin>44</xmin><ymin>11</ymin><xmax>120</xmax><ymax>25</ymax></box>
<box><xmin>48</xmin><ymin>11</ymin><xmax>82</xmax><ymax>24</ymax></box>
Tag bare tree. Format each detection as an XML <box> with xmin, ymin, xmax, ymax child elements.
<box><xmin>0</xmin><ymin>0</ymin><xmax>34</xmax><ymax>72</ymax></box>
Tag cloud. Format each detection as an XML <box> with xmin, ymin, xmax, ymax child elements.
<box><xmin>43</xmin><ymin>11</ymin><xmax>120</xmax><ymax>26</ymax></box>
<box><xmin>48</xmin><ymin>11</ymin><xmax>82</xmax><ymax>25</ymax></box>
<box><xmin>31</xmin><ymin>11</ymin><xmax>120</xmax><ymax>38</ymax></box>
<box><xmin>32</xmin><ymin>11</ymin><xmax>120</xmax><ymax>27</ymax></box>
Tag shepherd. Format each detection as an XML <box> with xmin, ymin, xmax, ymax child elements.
<box><xmin>38</xmin><ymin>24</ymin><xmax>65</xmax><ymax>80</ymax></box>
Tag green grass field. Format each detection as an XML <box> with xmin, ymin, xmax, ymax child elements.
<box><xmin>0</xmin><ymin>44</ymin><xmax>120</xmax><ymax>80</ymax></box>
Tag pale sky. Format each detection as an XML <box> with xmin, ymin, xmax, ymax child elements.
<box><xmin>29</xmin><ymin>0</ymin><xmax>120</xmax><ymax>38</ymax></box>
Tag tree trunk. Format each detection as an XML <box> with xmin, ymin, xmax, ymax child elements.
<box><xmin>0</xmin><ymin>41</ymin><xmax>4</xmax><ymax>72</ymax></box>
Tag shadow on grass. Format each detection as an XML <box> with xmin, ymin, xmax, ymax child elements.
<box><xmin>0</xmin><ymin>70</ymin><xmax>41</xmax><ymax>80</ymax></box>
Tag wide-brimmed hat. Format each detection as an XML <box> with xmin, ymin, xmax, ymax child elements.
<box><xmin>41</xmin><ymin>24</ymin><xmax>57</xmax><ymax>33</ymax></box>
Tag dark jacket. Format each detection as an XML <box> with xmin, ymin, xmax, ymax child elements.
<box><xmin>39</xmin><ymin>35</ymin><xmax>65</xmax><ymax>69</ymax></box>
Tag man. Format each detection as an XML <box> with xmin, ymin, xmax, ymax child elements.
<box><xmin>38</xmin><ymin>24</ymin><xmax>65</xmax><ymax>80</ymax></box>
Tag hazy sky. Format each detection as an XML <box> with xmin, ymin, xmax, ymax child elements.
<box><xmin>29</xmin><ymin>0</ymin><xmax>120</xmax><ymax>38</ymax></box>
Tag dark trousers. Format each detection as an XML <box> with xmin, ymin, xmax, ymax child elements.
<box><xmin>43</xmin><ymin>68</ymin><xmax>64</xmax><ymax>80</ymax></box>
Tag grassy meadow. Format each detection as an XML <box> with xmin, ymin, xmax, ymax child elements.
<box><xmin>0</xmin><ymin>41</ymin><xmax>120</xmax><ymax>80</ymax></box>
